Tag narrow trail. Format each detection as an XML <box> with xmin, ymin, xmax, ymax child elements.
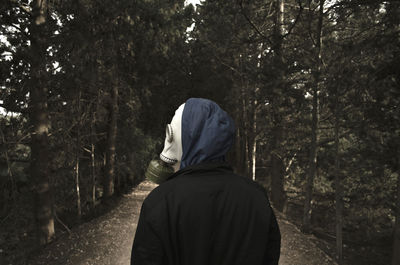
<box><xmin>31</xmin><ymin>181</ymin><xmax>337</xmax><ymax>265</ymax></box>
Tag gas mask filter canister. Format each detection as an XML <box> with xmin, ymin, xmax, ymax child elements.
<box><xmin>145</xmin><ymin>159</ymin><xmax>174</xmax><ymax>184</ymax></box>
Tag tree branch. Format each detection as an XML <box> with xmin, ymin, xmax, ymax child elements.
<box><xmin>54</xmin><ymin>212</ymin><xmax>71</xmax><ymax>235</ymax></box>
<box><xmin>282</xmin><ymin>0</ymin><xmax>303</xmax><ymax>39</ymax></box>
<box><xmin>318</xmin><ymin>130</ymin><xmax>351</xmax><ymax>147</ymax></box>
<box><xmin>238</xmin><ymin>0</ymin><xmax>273</xmax><ymax>46</ymax></box>
<box><xmin>324</xmin><ymin>0</ymin><xmax>390</xmax><ymax>15</ymax></box>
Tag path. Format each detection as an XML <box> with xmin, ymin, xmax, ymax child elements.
<box><xmin>31</xmin><ymin>181</ymin><xmax>337</xmax><ymax>265</ymax></box>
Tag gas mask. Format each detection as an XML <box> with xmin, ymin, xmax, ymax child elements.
<box><xmin>145</xmin><ymin>104</ymin><xmax>185</xmax><ymax>184</ymax></box>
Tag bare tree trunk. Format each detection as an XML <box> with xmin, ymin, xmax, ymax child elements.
<box><xmin>91</xmin><ymin>130</ymin><xmax>96</xmax><ymax>207</ymax></box>
<box><xmin>251</xmin><ymin>115</ymin><xmax>257</xmax><ymax>181</ymax></box>
<box><xmin>235</xmin><ymin>127</ymin><xmax>242</xmax><ymax>172</ymax></box>
<box><xmin>74</xmin><ymin>157</ymin><xmax>81</xmax><ymax>218</ymax></box>
<box><xmin>29</xmin><ymin>0</ymin><xmax>55</xmax><ymax>245</ymax></box>
<box><xmin>251</xmin><ymin>86</ymin><xmax>260</xmax><ymax>181</ymax></box>
<box><xmin>251</xmin><ymin>44</ymin><xmax>263</xmax><ymax>181</ymax></box>
<box><xmin>334</xmin><ymin>89</ymin><xmax>343</xmax><ymax>264</ymax></box>
<box><xmin>103</xmin><ymin>80</ymin><xmax>118</xmax><ymax>199</ymax></box>
<box><xmin>279</xmin><ymin>0</ymin><xmax>284</xmax><ymax>30</ymax></box>
<box><xmin>302</xmin><ymin>84</ymin><xmax>318</xmax><ymax>232</ymax></box>
<box><xmin>91</xmin><ymin>142</ymin><xmax>96</xmax><ymax>204</ymax></box>
<box><xmin>270</xmin><ymin>123</ymin><xmax>286</xmax><ymax>212</ymax></box>
<box><xmin>236</xmin><ymin>54</ymin><xmax>249</xmax><ymax>176</ymax></box>
<box><xmin>393</xmin><ymin>156</ymin><xmax>400</xmax><ymax>265</ymax></box>
<box><xmin>241</xmin><ymin>81</ymin><xmax>251</xmax><ymax>176</ymax></box>
<box><xmin>75</xmin><ymin>91</ymin><xmax>82</xmax><ymax>220</ymax></box>
<box><xmin>234</xmin><ymin>88</ymin><xmax>246</xmax><ymax>176</ymax></box>
<box><xmin>302</xmin><ymin>0</ymin><xmax>324</xmax><ymax>233</ymax></box>
<box><xmin>91</xmin><ymin>90</ymin><xmax>100</xmax><ymax>207</ymax></box>
<box><xmin>269</xmin><ymin>0</ymin><xmax>286</xmax><ymax>212</ymax></box>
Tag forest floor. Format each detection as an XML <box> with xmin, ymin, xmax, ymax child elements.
<box><xmin>29</xmin><ymin>181</ymin><xmax>338</xmax><ymax>265</ymax></box>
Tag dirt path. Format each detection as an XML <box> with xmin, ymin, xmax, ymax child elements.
<box><xmin>31</xmin><ymin>181</ymin><xmax>337</xmax><ymax>265</ymax></box>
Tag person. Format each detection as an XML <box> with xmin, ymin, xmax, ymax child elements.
<box><xmin>131</xmin><ymin>98</ymin><xmax>281</xmax><ymax>265</ymax></box>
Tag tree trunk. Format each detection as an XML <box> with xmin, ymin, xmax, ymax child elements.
<box><xmin>269</xmin><ymin>0</ymin><xmax>286</xmax><ymax>212</ymax></box>
<box><xmin>103</xmin><ymin>80</ymin><xmax>118</xmax><ymax>199</ymax></box>
<box><xmin>270</xmin><ymin>124</ymin><xmax>286</xmax><ymax>212</ymax></box>
<box><xmin>302</xmin><ymin>0</ymin><xmax>324</xmax><ymax>233</ymax></box>
<box><xmin>389</xmin><ymin>7</ymin><xmax>400</xmax><ymax>262</ymax></box>
<box><xmin>279</xmin><ymin>0</ymin><xmax>284</xmax><ymax>33</ymax></box>
<box><xmin>235</xmin><ymin>126</ymin><xmax>242</xmax><ymax>173</ymax></box>
<box><xmin>302</xmin><ymin>84</ymin><xmax>318</xmax><ymax>232</ymax></box>
<box><xmin>91</xmin><ymin>129</ymin><xmax>96</xmax><ymax>207</ymax></box>
<box><xmin>75</xmin><ymin>91</ymin><xmax>82</xmax><ymax>220</ymax></box>
<box><xmin>232</xmin><ymin>76</ymin><xmax>243</xmax><ymax>175</ymax></box>
<box><xmin>251</xmin><ymin>114</ymin><xmax>257</xmax><ymax>181</ymax></box>
<box><xmin>236</xmin><ymin>54</ymin><xmax>251</xmax><ymax>176</ymax></box>
<box><xmin>241</xmin><ymin>81</ymin><xmax>251</xmax><ymax>176</ymax></box>
<box><xmin>249</xmin><ymin>89</ymin><xmax>258</xmax><ymax>181</ymax></box>
<box><xmin>91</xmin><ymin>90</ymin><xmax>100</xmax><ymax>207</ymax></box>
<box><xmin>334</xmin><ymin>90</ymin><xmax>343</xmax><ymax>264</ymax></box>
<box><xmin>393</xmin><ymin>155</ymin><xmax>400</xmax><ymax>265</ymax></box>
<box><xmin>234</xmin><ymin>105</ymin><xmax>246</xmax><ymax>176</ymax></box>
<box><xmin>29</xmin><ymin>0</ymin><xmax>55</xmax><ymax>245</ymax></box>
<box><xmin>75</xmin><ymin>155</ymin><xmax>81</xmax><ymax>219</ymax></box>
<box><xmin>251</xmin><ymin>46</ymin><xmax>262</xmax><ymax>181</ymax></box>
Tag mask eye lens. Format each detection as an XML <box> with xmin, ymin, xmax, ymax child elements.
<box><xmin>166</xmin><ymin>124</ymin><xmax>173</xmax><ymax>143</ymax></box>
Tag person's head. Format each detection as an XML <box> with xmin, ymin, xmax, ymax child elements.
<box><xmin>160</xmin><ymin>98</ymin><xmax>235</xmax><ymax>172</ymax></box>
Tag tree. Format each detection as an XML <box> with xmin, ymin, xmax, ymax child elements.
<box><xmin>2</xmin><ymin>0</ymin><xmax>399</xmax><ymax>263</ymax></box>
<box><xmin>103</xmin><ymin>73</ymin><xmax>118</xmax><ymax>199</ymax></box>
<box><xmin>268</xmin><ymin>0</ymin><xmax>287</xmax><ymax>212</ymax></box>
<box><xmin>394</xmin><ymin>165</ymin><xmax>400</xmax><ymax>265</ymax></box>
<box><xmin>29</xmin><ymin>0</ymin><xmax>55</xmax><ymax>245</ymax></box>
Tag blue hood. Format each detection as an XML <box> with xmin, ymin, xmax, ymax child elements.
<box><xmin>180</xmin><ymin>98</ymin><xmax>235</xmax><ymax>169</ymax></box>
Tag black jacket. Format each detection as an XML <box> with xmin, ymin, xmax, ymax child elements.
<box><xmin>131</xmin><ymin>162</ymin><xmax>281</xmax><ymax>265</ymax></box>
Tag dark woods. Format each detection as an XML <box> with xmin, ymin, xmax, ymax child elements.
<box><xmin>0</xmin><ymin>0</ymin><xmax>399</xmax><ymax>264</ymax></box>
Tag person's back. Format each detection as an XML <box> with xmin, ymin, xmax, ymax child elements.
<box><xmin>131</xmin><ymin>98</ymin><xmax>280</xmax><ymax>265</ymax></box>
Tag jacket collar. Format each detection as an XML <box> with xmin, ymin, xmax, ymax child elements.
<box><xmin>167</xmin><ymin>161</ymin><xmax>233</xmax><ymax>181</ymax></box>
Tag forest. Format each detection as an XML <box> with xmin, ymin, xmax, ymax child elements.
<box><xmin>0</xmin><ymin>0</ymin><xmax>399</xmax><ymax>264</ymax></box>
